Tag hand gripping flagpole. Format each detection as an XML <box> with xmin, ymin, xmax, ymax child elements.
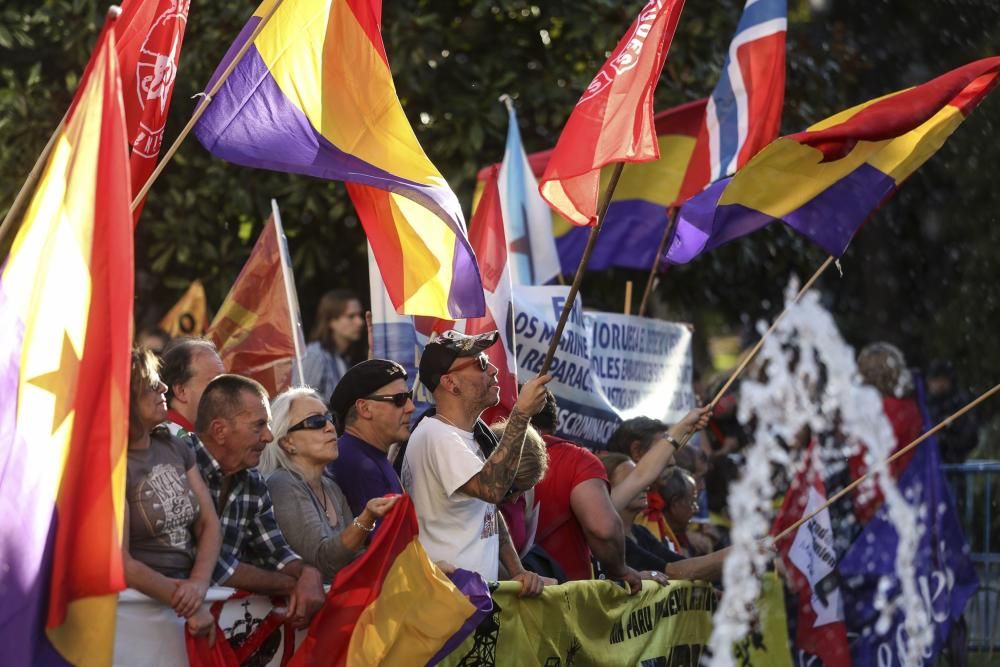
<box><xmin>129</xmin><ymin>0</ymin><xmax>289</xmax><ymax>212</ymax></box>
<box><xmin>637</xmin><ymin>207</ymin><xmax>679</xmax><ymax>318</ymax></box>
<box><xmin>771</xmin><ymin>381</ymin><xmax>1000</xmax><ymax>546</ymax></box>
<box><xmin>538</xmin><ymin>162</ymin><xmax>626</xmax><ymax>377</ymax></box>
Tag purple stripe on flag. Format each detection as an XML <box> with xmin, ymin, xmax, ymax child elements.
<box><xmin>200</xmin><ymin>16</ymin><xmax>261</xmax><ymax>99</ymax></box>
<box><xmin>0</xmin><ymin>282</ymin><xmax>68</xmax><ymax>666</ymax></box>
<box><xmin>449</xmin><ymin>237</ymin><xmax>488</xmax><ymax>318</ymax></box>
<box><xmin>556</xmin><ymin>199</ymin><xmax>674</xmax><ymax>273</ymax></box>
<box><xmin>194</xmin><ymin>44</ymin><xmax>466</xmax><ymax>240</ymax></box>
<box><xmin>428</xmin><ymin>569</ymin><xmax>493</xmax><ymax>665</ymax></box>
<box><xmin>668</xmin><ymin>162</ymin><xmax>896</xmax><ymax>263</ymax></box>
<box><xmin>782</xmin><ymin>162</ymin><xmax>896</xmax><ymax>256</ymax></box>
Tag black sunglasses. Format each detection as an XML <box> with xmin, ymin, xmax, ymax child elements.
<box><xmin>363</xmin><ymin>390</ymin><xmax>413</xmax><ymax>407</ymax></box>
<box><xmin>448</xmin><ymin>354</ymin><xmax>489</xmax><ymax>374</ymax></box>
<box><xmin>287</xmin><ymin>413</ymin><xmax>336</xmax><ymax>432</ymax></box>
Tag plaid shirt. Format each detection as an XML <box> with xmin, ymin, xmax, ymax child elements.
<box><xmin>188</xmin><ymin>434</ymin><xmax>300</xmax><ymax>584</ymax></box>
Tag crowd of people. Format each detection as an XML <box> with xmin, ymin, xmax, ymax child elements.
<box><xmin>119</xmin><ymin>290</ymin><xmax>983</xmax><ymax>657</ymax></box>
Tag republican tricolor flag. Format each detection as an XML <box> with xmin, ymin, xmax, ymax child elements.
<box><xmin>539</xmin><ymin>0</ymin><xmax>686</xmax><ymax>226</ymax></box>
<box><xmin>194</xmin><ymin>0</ymin><xmax>485</xmax><ymax>320</ymax></box>
<box><xmin>0</xmin><ymin>13</ymin><xmax>133</xmax><ymax>666</ymax></box>
<box><xmin>670</xmin><ymin>56</ymin><xmax>1000</xmax><ymax>263</ymax></box>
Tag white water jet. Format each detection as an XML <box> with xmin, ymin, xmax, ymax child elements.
<box><xmin>706</xmin><ymin>278</ymin><xmax>932</xmax><ymax>665</ymax></box>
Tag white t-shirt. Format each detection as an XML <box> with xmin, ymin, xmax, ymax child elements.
<box><xmin>401</xmin><ymin>417</ymin><xmax>500</xmax><ymax>581</ymax></box>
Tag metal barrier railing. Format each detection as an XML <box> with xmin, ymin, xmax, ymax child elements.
<box><xmin>942</xmin><ymin>460</ymin><xmax>1000</xmax><ymax>652</ymax></box>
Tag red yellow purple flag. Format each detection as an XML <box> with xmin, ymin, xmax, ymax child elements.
<box><xmin>207</xmin><ymin>203</ymin><xmax>306</xmax><ymax>397</ymax></box>
<box><xmin>0</xmin><ymin>13</ymin><xmax>134</xmax><ymax>666</ymax></box>
<box><xmin>539</xmin><ymin>0</ymin><xmax>686</xmax><ymax>225</ymax></box>
<box><xmin>289</xmin><ymin>495</ymin><xmax>491</xmax><ymax>667</ymax></box>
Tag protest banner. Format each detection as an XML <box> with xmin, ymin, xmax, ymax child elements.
<box><xmin>514</xmin><ymin>285</ymin><xmax>693</xmax><ymax>448</ymax></box>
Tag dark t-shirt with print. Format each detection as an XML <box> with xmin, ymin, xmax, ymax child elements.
<box><xmin>127</xmin><ymin>430</ymin><xmax>201</xmax><ymax>578</ymax></box>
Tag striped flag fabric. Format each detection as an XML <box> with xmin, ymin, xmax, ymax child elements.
<box><xmin>288</xmin><ymin>496</ymin><xmax>491</xmax><ymax>666</ymax></box>
<box><xmin>676</xmin><ymin>0</ymin><xmax>786</xmax><ymax>201</ymax></box>
<box><xmin>476</xmin><ymin>98</ymin><xmax>708</xmax><ymax>273</ymax></box>
<box><xmin>466</xmin><ymin>166</ymin><xmax>518</xmax><ymax>424</ymax></box>
<box><xmin>193</xmin><ymin>0</ymin><xmax>485</xmax><ymax>319</ymax></box>
<box><xmin>668</xmin><ymin>56</ymin><xmax>1000</xmax><ymax>263</ymax></box>
<box><xmin>497</xmin><ymin>102</ymin><xmax>561</xmax><ymax>285</ymax></box>
<box><xmin>0</xmin><ymin>15</ymin><xmax>134</xmax><ymax>666</ymax></box>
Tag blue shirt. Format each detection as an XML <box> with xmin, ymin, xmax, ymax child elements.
<box><xmin>326</xmin><ymin>432</ymin><xmax>402</xmax><ymax>517</ymax></box>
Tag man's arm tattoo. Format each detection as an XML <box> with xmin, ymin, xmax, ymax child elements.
<box><xmin>475</xmin><ymin>409</ymin><xmax>530</xmax><ymax>503</ymax></box>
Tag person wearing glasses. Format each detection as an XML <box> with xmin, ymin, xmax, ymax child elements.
<box><xmin>326</xmin><ymin>360</ymin><xmax>412</xmax><ymax>518</ymax></box>
<box><xmin>259</xmin><ymin>387</ymin><xmax>400</xmax><ymax>581</ymax></box>
<box><xmin>401</xmin><ymin>330</ymin><xmax>552</xmax><ymax>595</ymax></box>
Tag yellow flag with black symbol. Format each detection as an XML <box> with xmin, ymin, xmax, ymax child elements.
<box><xmin>438</xmin><ymin>573</ymin><xmax>792</xmax><ymax>667</ymax></box>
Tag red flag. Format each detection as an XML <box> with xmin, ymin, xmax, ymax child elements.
<box><xmin>115</xmin><ymin>0</ymin><xmax>190</xmax><ymax>221</ymax></box>
<box><xmin>771</xmin><ymin>442</ymin><xmax>851</xmax><ymax>667</ymax></box>
<box><xmin>539</xmin><ymin>0</ymin><xmax>686</xmax><ymax>225</ymax></box>
<box><xmin>206</xmin><ymin>212</ymin><xmax>303</xmax><ymax>397</ymax></box>
<box><xmin>466</xmin><ymin>166</ymin><xmax>518</xmax><ymax>424</ymax></box>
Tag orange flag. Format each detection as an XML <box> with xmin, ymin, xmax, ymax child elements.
<box><xmin>159</xmin><ymin>279</ymin><xmax>209</xmax><ymax>336</ymax></box>
<box><xmin>207</xmin><ymin>202</ymin><xmax>305</xmax><ymax>397</ymax></box>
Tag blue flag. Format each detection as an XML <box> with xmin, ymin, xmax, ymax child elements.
<box><xmin>838</xmin><ymin>434</ymin><xmax>978</xmax><ymax>665</ymax></box>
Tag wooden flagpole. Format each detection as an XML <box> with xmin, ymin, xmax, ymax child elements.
<box><xmin>772</xmin><ymin>382</ymin><xmax>1000</xmax><ymax>545</ymax></box>
<box><xmin>671</xmin><ymin>255</ymin><xmax>836</xmax><ymax>453</ymax></box>
<box><xmin>129</xmin><ymin>0</ymin><xmax>289</xmax><ymax>212</ymax></box>
<box><xmin>623</xmin><ymin>280</ymin><xmax>633</xmax><ymax>315</ymax></box>
<box><xmin>704</xmin><ymin>255</ymin><xmax>835</xmax><ymax>411</ymax></box>
<box><xmin>0</xmin><ymin>111</ymin><xmax>69</xmax><ymax>249</ymax></box>
<box><xmin>539</xmin><ymin>162</ymin><xmax>626</xmax><ymax>376</ymax></box>
<box><xmin>637</xmin><ymin>207</ymin><xmax>678</xmax><ymax>318</ymax></box>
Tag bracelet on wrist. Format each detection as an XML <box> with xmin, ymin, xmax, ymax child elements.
<box><xmin>664</xmin><ymin>434</ymin><xmax>681</xmax><ymax>449</ymax></box>
<box><xmin>353</xmin><ymin>517</ymin><xmax>375</xmax><ymax>532</ymax></box>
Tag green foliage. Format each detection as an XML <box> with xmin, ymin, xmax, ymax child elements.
<box><xmin>1</xmin><ymin>0</ymin><xmax>998</xmax><ymax>403</ymax></box>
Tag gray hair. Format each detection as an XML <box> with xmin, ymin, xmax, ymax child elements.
<box><xmin>259</xmin><ymin>386</ymin><xmax>325</xmax><ymax>477</ymax></box>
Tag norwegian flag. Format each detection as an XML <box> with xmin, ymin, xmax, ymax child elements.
<box><xmin>466</xmin><ymin>166</ymin><xmax>518</xmax><ymax>423</ymax></box>
<box><xmin>677</xmin><ymin>0</ymin><xmax>786</xmax><ymax>202</ymax></box>
<box><xmin>115</xmin><ymin>0</ymin><xmax>190</xmax><ymax>222</ymax></box>
<box><xmin>771</xmin><ymin>441</ymin><xmax>851</xmax><ymax>667</ymax></box>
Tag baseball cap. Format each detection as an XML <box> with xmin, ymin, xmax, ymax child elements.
<box><xmin>418</xmin><ymin>329</ymin><xmax>499</xmax><ymax>392</ymax></box>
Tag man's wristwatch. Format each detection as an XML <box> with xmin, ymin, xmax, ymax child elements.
<box><xmin>664</xmin><ymin>433</ymin><xmax>681</xmax><ymax>449</ymax></box>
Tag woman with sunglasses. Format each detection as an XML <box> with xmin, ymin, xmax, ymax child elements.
<box><xmin>259</xmin><ymin>387</ymin><xmax>400</xmax><ymax>581</ymax></box>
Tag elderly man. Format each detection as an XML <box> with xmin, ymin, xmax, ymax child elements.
<box><xmin>160</xmin><ymin>337</ymin><xmax>225</xmax><ymax>438</ymax></box>
<box><xmin>327</xmin><ymin>359</ymin><xmax>412</xmax><ymax>516</ymax></box>
<box><xmin>193</xmin><ymin>374</ymin><xmax>325</xmax><ymax>627</ymax></box>
<box><xmin>401</xmin><ymin>330</ymin><xmax>550</xmax><ymax>594</ymax></box>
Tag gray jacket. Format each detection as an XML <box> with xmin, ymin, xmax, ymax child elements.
<box><xmin>265</xmin><ymin>468</ymin><xmax>359</xmax><ymax>582</ymax></box>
